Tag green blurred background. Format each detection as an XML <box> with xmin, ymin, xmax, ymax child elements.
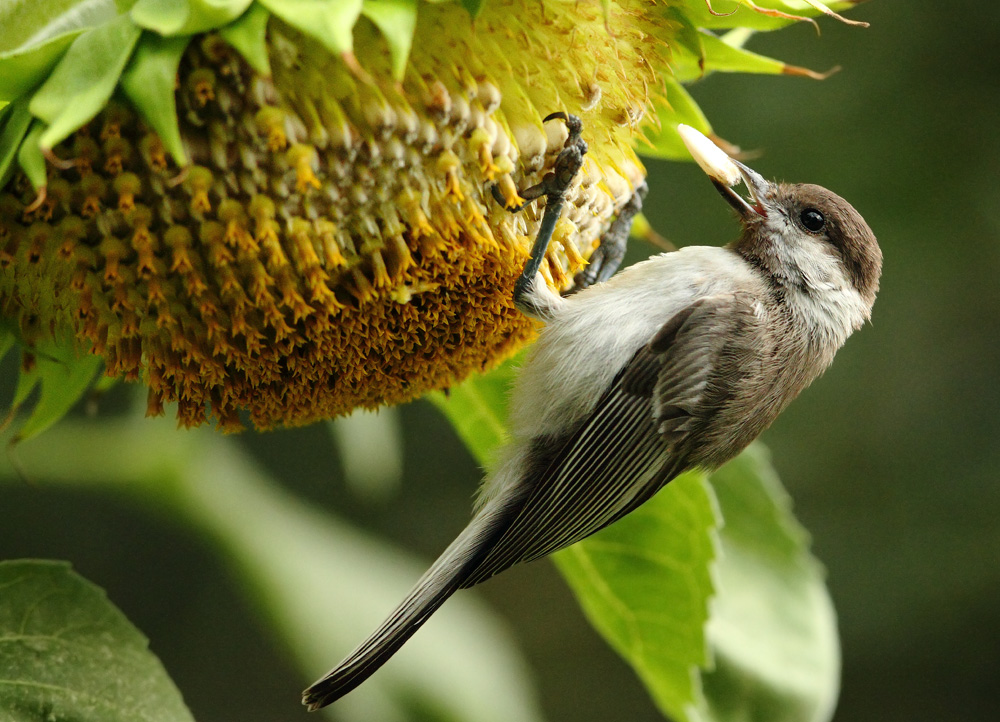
<box><xmin>3</xmin><ymin>1</ymin><xmax>1000</xmax><ymax>720</ymax></box>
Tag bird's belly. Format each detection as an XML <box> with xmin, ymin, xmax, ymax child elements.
<box><xmin>510</xmin><ymin>249</ymin><xmax>759</xmax><ymax>440</ymax></box>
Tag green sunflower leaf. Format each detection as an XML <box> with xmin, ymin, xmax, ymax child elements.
<box><xmin>641</xmin><ymin>77</ymin><xmax>712</xmax><ymax>161</ymax></box>
<box><xmin>28</xmin><ymin>12</ymin><xmax>142</xmax><ymax>150</ymax></box>
<box><xmin>0</xmin><ymin>421</ymin><xmax>546</xmax><ymax>722</ymax></box>
<box><xmin>698</xmin><ymin>445</ymin><xmax>840</xmax><ymax>722</ymax></box>
<box><xmin>131</xmin><ymin>0</ymin><xmax>254</xmax><ymax>36</ymax></box>
<box><xmin>720</xmin><ymin>26</ymin><xmax>755</xmax><ymax>49</ymax></box>
<box><xmin>427</xmin><ymin>358</ymin><xmax>516</xmax><ymax>465</ymax></box>
<box><xmin>557</xmin><ymin>446</ymin><xmax>841</xmax><ymax>722</ymax></box>
<box><xmin>0</xmin><ymin>323</ymin><xmax>14</xmax><ymax>359</ymax></box>
<box><xmin>554</xmin><ymin>472</ymin><xmax>719</xmax><ymax>720</ymax></box>
<box><xmin>9</xmin><ymin>338</ymin><xmax>102</xmax><ymax>442</ymax></box>
<box><xmin>258</xmin><ymin>0</ymin><xmax>363</xmax><ymax>56</ymax></box>
<box><xmin>0</xmin><ymin>0</ymin><xmax>122</xmax><ymax>102</ymax></box>
<box><xmin>129</xmin><ymin>0</ymin><xmax>188</xmax><ymax>34</ymax></box>
<box><xmin>0</xmin><ymin>559</ymin><xmax>194</xmax><ymax>722</ymax></box>
<box><xmin>219</xmin><ymin>1</ymin><xmax>272</xmax><ymax>76</ymax></box>
<box><xmin>11</xmin><ymin>350</ymin><xmax>38</xmax><ymax>413</ymax></box>
<box><xmin>121</xmin><ymin>33</ymin><xmax>191</xmax><ymax>166</ymax></box>
<box><xmin>362</xmin><ymin>0</ymin><xmax>418</xmax><ymax>81</ymax></box>
<box><xmin>0</xmin><ymin>326</ymin><xmax>17</xmax><ymax>407</ymax></box>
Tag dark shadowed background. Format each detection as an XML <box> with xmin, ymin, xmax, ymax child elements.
<box><xmin>2</xmin><ymin>1</ymin><xmax>999</xmax><ymax>720</ymax></box>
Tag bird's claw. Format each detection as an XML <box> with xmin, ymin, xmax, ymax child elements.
<box><xmin>491</xmin><ymin>113</ymin><xmax>587</xmax><ymax>213</ymax></box>
<box><xmin>497</xmin><ymin>113</ymin><xmax>589</xmax><ymax>314</ymax></box>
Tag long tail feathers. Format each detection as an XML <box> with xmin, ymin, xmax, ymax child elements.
<box><xmin>301</xmin><ymin>490</ymin><xmax>525</xmax><ymax>710</ymax></box>
<box><xmin>301</xmin><ymin>560</ymin><xmax>462</xmax><ymax>710</ymax></box>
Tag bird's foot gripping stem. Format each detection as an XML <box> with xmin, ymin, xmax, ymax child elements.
<box><xmin>491</xmin><ymin>112</ymin><xmax>587</xmax><ymax>316</ymax></box>
<box><xmin>492</xmin><ymin>113</ymin><xmax>647</xmax><ymax>316</ymax></box>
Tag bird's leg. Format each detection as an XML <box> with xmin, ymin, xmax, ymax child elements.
<box><xmin>573</xmin><ymin>180</ymin><xmax>648</xmax><ymax>290</ymax></box>
<box><xmin>493</xmin><ymin>112</ymin><xmax>587</xmax><ymax>318</ymax></box>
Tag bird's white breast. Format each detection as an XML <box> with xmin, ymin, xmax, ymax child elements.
<box><xmin>508</xmin><ymin>246</ymin><xmax>764</xmax><ymax>441</ymax></box>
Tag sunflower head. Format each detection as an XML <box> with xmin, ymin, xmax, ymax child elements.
<box><xmin>0</xmin><ymin>0</ymin><xmax>863</xmax><ymax>433</ymax></box>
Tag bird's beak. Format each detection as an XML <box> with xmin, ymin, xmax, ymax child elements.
<box><xmin>676</xmin><ymin>124</ymin><xmax>771</xmax><ymax>221</ymax></box>
<box><xmin>714</xmin><ymin>160</ymin><xmax>770</xmax><ymax>221</ymax></box>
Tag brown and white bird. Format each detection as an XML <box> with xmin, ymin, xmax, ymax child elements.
<box><xmin>302</xmin><ymin>120</ymin><xmax>882</xmax><ymax>710</ymax></box>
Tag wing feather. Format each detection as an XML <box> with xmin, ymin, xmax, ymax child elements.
<box><xmin>461</xmin><ymin>293</ymin><xmax>761</xmax><ymax>588</ymax></box>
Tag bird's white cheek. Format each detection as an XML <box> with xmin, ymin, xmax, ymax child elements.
<box><xmin>763</xmin><ymin>213</ymin><xmax>792</xmax><ymax>235</ymax></box>
<box><xmin>786</xmin><ymin>254</ymin><xmax>870</xmax><ymax>341</ymax></box>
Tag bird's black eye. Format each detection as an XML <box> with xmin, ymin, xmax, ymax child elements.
<box><xmin>800</xmin><ymin>208</ymin><xmax>826</xmax><ymax>232</ymax></box>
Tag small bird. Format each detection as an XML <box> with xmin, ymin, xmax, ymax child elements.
<box><xmin>302</xmin><ymin>118</ymin><xmax>882</xmax><ymax>710</ymax></box>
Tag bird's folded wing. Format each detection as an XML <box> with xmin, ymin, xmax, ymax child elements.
<box><xmin>462</xmin><ymin>293</ymin><xmax>760</xmax><ymax>587</ymax></box>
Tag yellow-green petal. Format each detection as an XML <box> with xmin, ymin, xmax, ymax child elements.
<box><xmin>258</xmin><ymin>0</ymin><xmax>363</xmax><ymax>56</ymax></box>
<box><xmin>361</xmin><ymin>0</ymin><xmax>418</xmax><ymax>81</ymax></box>
<box><xmin>29</xmin><ymin>13</ymin><xmax>142</xmax><ymax>149</ymax></box>
<box><xmin>121</xmin><ymin>33</ymin><xmax>191</xmax><ymax>166</ymax></box>
<box><xmin>0</xmin><ymin>31</ymin><xmax>82</xmax><ymax>102</ymax></box>
<box><xmin>17</xmin><ymin>121</ymin><xmax>47</xmax><ymax>189</ymax></box>
<box><xmin>461</xmin><ymin>0</ymin><xmax>485</xmax><ymax>17</ymax></box>
<box><xmin>131</xmin><ymin>0</ymin><xmax>254</xmax><ymax>36</ymax></box>
<box><xmin>218</xmin><ymin>2</ymin><xmax>272</xmax><ymax>76</ymax></box>
<box><xmin>0</xmin><ymin>101</ymin><xmax>33</xmax><ymax>188</ymax></box>
<box><xmin>0</xmin><ymin>0</ymin><xmax>119</xmax><ymax>53</ymax></box>
<box><xmin>679</xmin><ymin>0</ymin><xmax>859</xmax><ymax>30</ymax></box>
<box><xmin>0</xmin><ymin>0</ymin><xmax>125</xmax><ymax>101</ymax></box>
<box><xmin>672</xmin><ymin>28</ymin><xmax>794</xmax><ymax>82</ymax></box>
